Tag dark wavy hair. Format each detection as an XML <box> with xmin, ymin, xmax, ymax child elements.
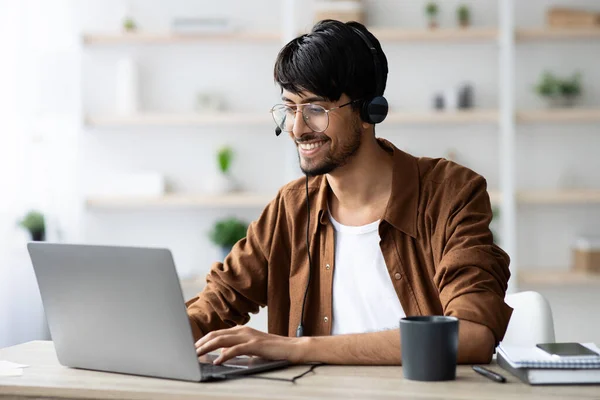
<box><xmin>274</xmin><ymin>20</ymin><xmax>388</xmax><ymax>106</ymax></box>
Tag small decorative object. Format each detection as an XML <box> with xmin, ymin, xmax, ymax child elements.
<box><xmin>209</xmin><ymin>146</ymin><xmax>237</xmax><ymax>194</ymax></box>
<box><xmin>433</xmin><ymin>93</ymin><xmax>445</xmax><ymax>110</ymax></box>
<box><xmin>457</xmin><ymin>83</ymin><xmax>474</xmax><ymax>109</ymax></box>
<box><xmin>314</xmin><ymin>0</ymin><xmax>365</xmax><ymax>24</ymax></box>
<box><xmin>490</xmin><ymin>206</ymin><xmax>500</xmax><ymax>245</ymax></box>
<box><xmin>534</xmin><ymin>71</ymin><xmax>582</xmax><ymax>108</ymax></box>
<box><xmin>547</xmin><ymin>7</ymin><xmax>600</xmax><ymax>28</ymax></box>
<box><xmin>425</xmin><ymin>2</ymin><xmax>439</xmax><ymax>29</ymax></box>
<box><xmin>123</xmin><ymin>17</ymin><xmax>137</xmax><ymax>32</ymax></box>
<box><xmin>572</xmin><ymin>236</ymin><xmax>600</xmax><ymax>273</ymax></box>
<box><xmin>209</xmin><ymin>217</ymin><xmax>248</xmax><ymax>261</ymax></box>
<box><xmin>121</xmin><ymin>2</ymin><xmax>137</xmax><ymax>33</ymax></box>
<box><xmin>171</xmin><ymin>17</ymin><xmax>233</xmax><ymax>34</ymax></box>
<box><xmin>196</xmin><ymin>92</ymin><xmax>224</xmax><ymax>113</ymax></box>
<box><xmin>443</xmin><ymin>87</ymin><xmax>458</xmax><ymax>111</ymax></box>
<box><xmin>457</xmin><ymin>4</ymin><xmax>471</xmax><ymax>28</ymax></box>
<box><xmin>115</xmin><ymin>57</ymin><xmax>140</xmax><ymax>115</ymax></box>
<box><xmin>18</xmin><ymin>210</ymin><xmax>45</xmax><ymax>242</ymax></box>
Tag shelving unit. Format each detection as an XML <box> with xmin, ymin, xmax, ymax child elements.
<box><xmin>518</xmin><ymin>190</ymin><xmax>600</xmax><ymax>205</ymax></box>
<box><xmin>79</xmin><ymin>0</ymin><xmax>600</xmax><ymax>288</ymax></box>
<box><xmin>518</xmin><ymin>270</ymin><xmax>600</xmax><ymax>286</ymax></box>
<box><xmin>517</xmin><ymin>108</ymin><xmax>600</xmax><ymax>123</ymax></box>
<box><xmin>82</xmin><ymin>31</ymin><xmax>281</xmax><ymax>45</ymax></box>
<box><xmin>516</xmin><ymin>27</ymin><xmax>600</xmax><ymax>41</ymax></box>
<box><xmin>85</xmin><ymin>193</ymin><xmax>274</xmax><ymax>209</ymax></box>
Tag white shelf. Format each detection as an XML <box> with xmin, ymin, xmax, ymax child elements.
<box><xmin>517</xmin><ymin>27</ymin><xmax>600</xmax><ymax>41</ymax></box>
<box><xmin>387</xmin><ymin>110</ymin><xmax>498</xmax><ymax>124</ymax></box>
<box><xmin>488</xmin><ymin>190</ymin><xmax>600</xmax><ymax>205</ymax></box>
<box><xmin>85</xmin><ymin>193</ymin><xmax>274</xmax><ymax>209</ymax></box>
<box><xmin>518</xmin><ymin>108</ymin><xmax>600</xmax><ymax>123</ymax></box>
<box><xmin>370</xmin><ymin>28</ymin><xmax>498</xmax><ymax>42</ymax></box>
<box><xmin>85</xmin><ymin>113</ymin><xmax>271</xmax><ymax>127</ymax></box>
<box><xmin>518</xmin><ymin>189</ymin><xmax>600</xmax><ymax>205</ymax></box>
<box><xmin>519</xmin><ymin>270</ymin><xmax>600</xmax><ymax>286</ymax></box>
<box><xmin>83</xmin><ymin>31</ymin><xmax>281</xmax><ymax>45</ymax></box>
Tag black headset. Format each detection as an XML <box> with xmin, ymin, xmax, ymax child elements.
<box><xmin>349</xmin><ymin>25</ymin><xmax>389</xmax><ymax>125</ymax></box>
<box><xmin>292</xmin><ymin>25</ymin><xmax>388</xmax><ymax>338</ymax></box>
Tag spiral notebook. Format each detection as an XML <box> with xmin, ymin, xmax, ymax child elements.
<box><xmin>497</xmin><ymin>343</ymin><xmax>600</xmax><ymax>369</ymax></box>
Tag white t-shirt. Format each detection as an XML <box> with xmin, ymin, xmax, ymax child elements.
<box><xmin>329</xmin><ymin>213</ymin><xmax>406</xmax><ymax>336</ymax></box>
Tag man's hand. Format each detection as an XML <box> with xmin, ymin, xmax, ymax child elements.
<box><xmin>195</xmin><ymin>325</ymin><xmax>306</xmax><ymax>365</ymax></box>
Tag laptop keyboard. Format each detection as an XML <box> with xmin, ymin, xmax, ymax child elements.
<box><xmin>199</xmin><ymin>362</ymin><xmax>240</xmax><ymax>375</ymax></box>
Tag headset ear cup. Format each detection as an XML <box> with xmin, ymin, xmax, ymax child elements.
<box><xmin>362</xmin><ymin>96</ymin><xmax>388</xmax><ymax>124</ymax></box>
<box><xmin>366</xmin><ymin>96</ymin><xmax>389</xmax><ymax>124</ymax></box>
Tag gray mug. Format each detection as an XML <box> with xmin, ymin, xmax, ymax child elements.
<box><xmin>400</xmin><ymin>316</ymin><xmax>459</xmax><ymax>381</ymax></box>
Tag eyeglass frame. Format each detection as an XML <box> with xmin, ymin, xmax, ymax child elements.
<box><xmin>269</xmin><ymin>99</ymin><xmax>359</xmax><ymax>133</ymax></box>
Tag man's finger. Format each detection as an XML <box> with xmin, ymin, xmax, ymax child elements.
<box><xmin>195</xmin><ymin>327</ymin><xmax>235</xmax><ymax>349</ymax></box>
<box><xmin>196</xmin><ymin>334</ymin><xmax>247</xmax><ymax>356</ymax></box>
<box><xmin>214</xmin><ymin>343</ymin><xmax>255</xmax><ymax>365</ymax></box>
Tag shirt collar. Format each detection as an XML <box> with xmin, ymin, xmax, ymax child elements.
<box><xmin>312</xmin><ymin>138</ymin><xmax>420</xmax><ymax>238</ymax></box>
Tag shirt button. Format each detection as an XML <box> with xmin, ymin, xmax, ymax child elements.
<box><xmin>323</xmin><ymin>316</ymin><xmax>329</xmax><ymax>323</ymax></box>
<box><xmin>325</xmin><ymin>264</ymin><xmax>331</xmax><ymax>270</ymax></box>
<box><xmin>394</xmin><ymin>273</ymin><xmax>402</xmax><ymax>280</ymax></box>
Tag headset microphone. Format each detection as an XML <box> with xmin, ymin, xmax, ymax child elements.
<box><xmin>275</xmin><ymin>127</ymin><xmax>282</xmax><ymax>136</ymax></box>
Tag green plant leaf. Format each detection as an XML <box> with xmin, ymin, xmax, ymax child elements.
<box><xmin>18</xmin><ymin>210</ymin><xmax>45</xmax><ymax>235</ymax></box>
<box><xmin>425</xmin><ymin>2</ymin><xmax>438</xmax><ymax>16</ymax></box>
<box><xmin>217</xmin><ymin>146</ymin><xmax>234</xmax><ymax>174</ymax></box>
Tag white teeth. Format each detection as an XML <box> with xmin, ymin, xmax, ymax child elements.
<box><xmin>299</xmin><ymin>141</ymin><xmax>325</xmax><ymax>151</ymax></box>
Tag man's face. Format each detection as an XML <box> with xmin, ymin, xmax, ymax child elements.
<box><xmin>281</xmin><ymin>90</ymin><xmax>363</xmax><ymax>177</ymax></box>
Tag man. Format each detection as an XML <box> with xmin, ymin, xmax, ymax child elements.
<box><xmin>187</xmin><ymin>20</ymin><xmax>512</xmax><ymax>366</ymax></box>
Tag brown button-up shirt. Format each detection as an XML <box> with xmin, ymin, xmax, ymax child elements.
<box><xmin>186</xmin><ymin>139</ymin><xmax>513</xmax><ymax>344</ymax></box>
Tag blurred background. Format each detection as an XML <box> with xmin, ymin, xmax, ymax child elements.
<box><xmin>1</xmin><ymin>0</ymin><xmax>599</xmax><ymax>349</ymax></box>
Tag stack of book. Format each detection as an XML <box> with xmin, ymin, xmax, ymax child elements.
<box><xmin>547</xmin><ymin>7</ymin><xmax>600</xmax><ymax>28</ymax></box>
<box><xmin>497</xmin><ymin>343</ymin><xmax>600</xmax><ymax>385</ymax></box>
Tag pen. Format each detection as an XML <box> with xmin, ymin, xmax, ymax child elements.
<box><xmin>472</xmin><ymin>365</ymin><xmax>506</xmax><ymax>383</ymax></box>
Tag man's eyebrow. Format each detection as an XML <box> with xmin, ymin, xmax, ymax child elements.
<box><xmin>281</xmin><ymin>95</ymin><xmax>327</xmax><ymax>103</ymax></box>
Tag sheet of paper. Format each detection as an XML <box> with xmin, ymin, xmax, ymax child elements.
<box><xmin>0</xmin><ymin>369</ymin><xmax>23</xmax><ymax>377</ymax></box>
<box><xmin>0</xmin><ymin>360</ymin><xmax>29</xmax><ymax>370</ymax></box>
<box><xmin>0</xmin><ymin>360</ymin><xmax>29</xmax><ymax>377</ymax></box>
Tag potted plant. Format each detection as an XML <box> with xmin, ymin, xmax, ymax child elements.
<box><xmin>558</xmin><ymin>72</ymin><xmax>582</xmax><ymax>107</ymax></box>
<box><xmin>209</xmin><ymin>217</ymin><xmax>248</xmax><ymax>260</ymax></box>
<box><xmin>209</xmin><ymin>146</ymin><xmax>237</xmax><ymax>194</ymax></box>
<box><xmin>534</xmin><ymin>71</ymin><xmax>582</xmax><ymax>108</ymax></box>
<box><xmin>457</xmin><ymin>4</ymin><xmax>471</xmax><ymax>28</ymax></box>
<box><xmin>18</xmin><ymin>210</ymin><xmax>45</xmax><ymax>241</ymax></box>
<box><xmin>425</xmin><ymin>2</ymin><xmax>439</xmax><ymax>29</ymax></box>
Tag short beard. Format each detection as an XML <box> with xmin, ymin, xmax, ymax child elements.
<box><xmin>299</xmin><ymin>121</ymin><xmax>362</xmax><ymax>177</ymax></box>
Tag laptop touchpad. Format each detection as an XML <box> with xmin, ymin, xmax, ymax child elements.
<box><xmin>198</xmin><ymin>354</ymin><xmax>276</xmax><ymax>369</ymax></box>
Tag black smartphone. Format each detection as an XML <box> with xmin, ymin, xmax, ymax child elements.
<box><xmin>536</xmin><ymin>342</ymin><xmax>600</xmax><ymax>358</ymax></box>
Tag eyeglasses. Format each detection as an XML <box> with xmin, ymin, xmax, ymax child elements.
<box><xmin>269</xmin><ymin>100</ymin><xmax>356</xmax><ymax>133</ymax></box>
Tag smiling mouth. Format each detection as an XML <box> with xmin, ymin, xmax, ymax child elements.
<box><xmin>298</xmin><ymin>140</ymin><xmax>328</xmax><ymax>151</ymax></box>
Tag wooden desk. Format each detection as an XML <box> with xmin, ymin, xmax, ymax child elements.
<box><xmin>0</xmin><ymin>341</ymin><xmax>598</xmax><ymax>400</ymax></box>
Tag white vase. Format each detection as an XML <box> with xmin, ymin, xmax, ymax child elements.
<box><xmin>209</xmin><ymin>173</ymin><xmax>237</xmax><ymax>194</ymax></box>
<box><xmin>116</xmin><ymin>57</ymin><xmax>140</xmax><ymax>115</ymax></box>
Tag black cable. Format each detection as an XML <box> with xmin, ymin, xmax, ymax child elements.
<box><xmin>214</xmin><ymin>363</ymin><xmax>323</xmax><ymax>384</ymax></box>
<box><xmin>296</xmin><ymin>174</ymin><xmax>312</xmax><ymax>338</ymax></box>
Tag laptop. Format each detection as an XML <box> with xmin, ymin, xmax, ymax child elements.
<box><xmin>27</xmin><ymin>242</ymin><xmax>289</xmax><ymax>382</ymax></box>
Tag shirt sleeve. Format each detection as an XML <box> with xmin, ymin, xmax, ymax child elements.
<box><xmin>185</xmin><ymin>191</ymin><xmax>282</xmax><ymax>341</ymax></box>
<box><xmin>434</xmin><ymin>175</ymin><xmax>513</xmax><ymax>345</ymax></box>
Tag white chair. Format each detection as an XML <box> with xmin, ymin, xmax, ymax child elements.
<box><xmin>502</xmin><ymin>291</ymin><xmax>555</xmax><ymax>347</ymax></box>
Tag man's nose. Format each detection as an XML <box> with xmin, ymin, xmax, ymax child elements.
<box><xmin>292</xmin><ymin>109</ymin><xmax>311</xmax><ymax>138</ymax></box>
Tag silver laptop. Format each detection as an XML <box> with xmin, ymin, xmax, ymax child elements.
<box><xmin>27</xmin><ymin>242</ymin><xmax>289</xmax><ymax>382</ymax></box>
